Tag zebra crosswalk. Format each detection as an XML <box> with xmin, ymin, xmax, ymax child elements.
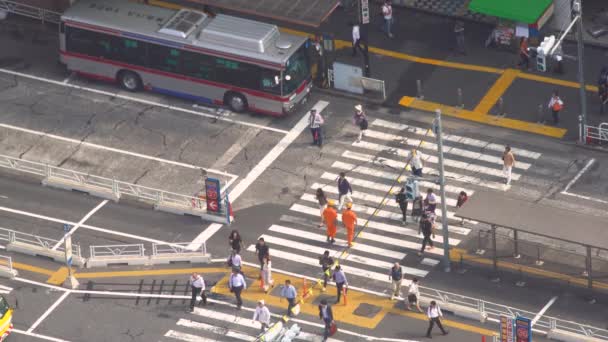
<box><xmin>246</xmin><ymin>117</ymin><xmax>543</xmax><ymax>290</ymax></box>
<box><xmin>162</xmin><ymin>306</ymin><xmax>341</xmax><ymax>342</ymax></box>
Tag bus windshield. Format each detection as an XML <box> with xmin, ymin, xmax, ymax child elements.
<box><xmin>0</xmin><ymin>296</ymin><xmax>9</xmax><ymax>320</ymax></box>
<box><xmin>283</xmin><ymin>44</ymin><xmax>310</xmax><ymax>95</ymax></box>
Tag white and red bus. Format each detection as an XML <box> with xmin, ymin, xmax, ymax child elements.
<box><xmin>60</xmin><ymin>0</ymin><xmax>312</xmax><ymax>116</ymax></box>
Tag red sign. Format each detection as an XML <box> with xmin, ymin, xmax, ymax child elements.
<box><xmin>205</xmin><ymin>178</ymin><xmax>221</xmax><ymax>213</ymax></box>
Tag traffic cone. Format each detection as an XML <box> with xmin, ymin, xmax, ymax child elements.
<box><xmin>481</xmin><ymin>336</ymin><xmax>486</xmax><ymax>342</ymax></box>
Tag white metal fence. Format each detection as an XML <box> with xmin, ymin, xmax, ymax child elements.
<box><xmin>0</xmin><ymin>227</ymin><xmax>82</xmax><ymax>258</ymax></box>
<box><xmin>583</xmin><ymin>122</ymin><xmax>608</xmax><ymax>145</ymax></box>
<box><xmin>152</xmin><ymin>242</ymin><xmax>207</xmax><ymax>256</ymax></box>
<box><xmin>0</xmin><ymin>255</ymin><xmax>13</xmax><ymax>273</ymax></box>
<box><xmin>0</xmin><ymin>0</ymin><xmax>62</xmax><ymax>24</ymax></box>
<box><xmin>89</xmin><ymin>244</ymin><xmax>145</xmax><ymax>259</ymax></box>
<box><xmin>420</xmin><ymin>286</ymin><xmax>608</xmax><ymax>339</ymax></box>
<box><xmin>0</xmin><ymin>154</ymin><xmax>229</xmax><ymax>222</ymax></box>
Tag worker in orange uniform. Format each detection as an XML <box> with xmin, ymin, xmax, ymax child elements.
<box><xmin>323</xmin><ymin>200</ymin><xmax>338</xmax><ymax>244</ymax></box>
<box><xmin>342</xmin><ymin>202</ymin><xmax>357</xmax><ymax>247</ymax></box>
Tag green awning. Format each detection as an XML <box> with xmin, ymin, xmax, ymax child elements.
<box><xmin>468</xmin><ymin>0</ymin><xmax>553</xmax><ymax>24</ymax></box>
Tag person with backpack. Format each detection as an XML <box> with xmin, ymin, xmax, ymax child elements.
<box><xmin>319</xmin><ymin>250</ymin><xmax>334</xmax><ymax>292</ymax></box>
<box><xmin>548</xmin><ymin>90</ymin><xmax>564</xmax><ymax>125</ymax></box>
<box><xmin>418</xmin><ymin>213</ymin><xmax>434</xmax><ymax>256</ymax></box>
<box><xmin>309</xmin><ymin>109</ymin><xmax>325</xmax><ymax>147</ymax></box>
<box><xmin>395</xmin><ymin>187</ymin><xmax>408</xmax><ymax>224</ymax></box>
<box><xmin>353</xmin><ymin>104</ymin><xmax>368</xmax><ymax>143</ymax></box>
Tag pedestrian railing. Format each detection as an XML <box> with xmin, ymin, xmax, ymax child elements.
<box><xmin>360</xmin><ymin>77</ymin><xmax>386</xmax><ymax>101</ymax></box>
<box><xmin>0</xmin><ymin>227</ymin><xmax>82</xmax><ymax>258</ymax></box>
<box><xmin>583</xmin><ymin>122</ymin><xmax>608</xmax><ymax>145</ymax></box>
<box><xmin>0</xmin><ymin>255</ymin><xmax>13</xmax><ymax>273</ymax></box>
<box><xmin>0</xmin><ymin>154</ymin><xmax>230</xmax><ymax>223</ymax></box>
<box><xmin>90</xmin><ymin>244</ymin><xmax>145</xmax><ymax>259</ymax></box>
<box><xmin>420</xmin><ymin>282</ymin><xmax>608</xmax><ymax>339</ymax></box>
<box><xmin>152</xmin><ymin>242</ymin><xmax>207</xmax><ymax>256</ymax></box>
<box><xmin>0</xmin><ymin>0</ymin><xmax>62</xmax><ymax>24</ymax></box>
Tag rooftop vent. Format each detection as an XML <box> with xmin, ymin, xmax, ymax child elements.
<box><xmin>158</xmin><ymin>9</ymin><xmax>207</xmax><ymax>39</ymax></box>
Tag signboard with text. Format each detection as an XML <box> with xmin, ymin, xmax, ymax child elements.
<box><xmin>65</xmin><ymin>235</ymin><xmax>73</xmax><ymax>267</ymax></box>
<box><xmin>360</xmin><ymin>0</ymin><xmax>369</xmax><ymax>24</ymax></box>
<box><xmin>205</xmin><ymin>177</ymin><xmax>222</xmax><ymax>214</ymax></box>
<box><xmin>500</xmin><ymin>316</ymin><xmax>514</xmax><ymax>342</ymax></box>
<box><xmin>515</xmin><ymin>316</ymin><xmax>532</xmax><ymax>342</ymax></box>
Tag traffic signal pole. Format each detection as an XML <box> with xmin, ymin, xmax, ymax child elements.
<box><xmin>434</xmin><ymin>110</ymin><xmax>451</xmax><ymax>272</ymax></box>
<box><xmin>575</xmin><ymin>2</ymin><xmax>587</xmax><ymax>135</ymax></box>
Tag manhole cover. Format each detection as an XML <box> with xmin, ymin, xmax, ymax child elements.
<box><xmin>353</xmin><ymin>303</ymin><xmax>381</xmax><ymax>318</ymax></box>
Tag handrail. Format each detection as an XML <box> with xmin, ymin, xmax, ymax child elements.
<box><xmin>0</xmin><ymin>0</ymin><xmax>62</xmax><ymax>24</ymax></box>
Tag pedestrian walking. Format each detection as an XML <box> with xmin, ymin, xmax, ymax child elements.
<box><xmin>341</xmin><ymin>202</ymin><xmax>357</xmax><ymax>247</ymax></box>
<box><xmin>424</xmin><ymin>188</ymin><xmax>437</xmax><ymax>214</ymax></box>
<box><xmin>189</xmin><ymin>272</ymin><xmax>207</xmax><ymax>312</ymax></box>
<box><xmin>319</xmin><ymin>250</ymin><xmax>335</xmax><ymax>292</ymax></box>
<box><xmin>411</xmin><ymin>196</ymin><xmax>423</xmax><ymax>222</ymax></box>
<box><xmin>228</xmin><ymin>268</ymin><xmax>246</xmax><ymax>310</ymax></box>
<box><xmin>255</xmin><ymin>237</ymin><xmax>270</xmax><ymax>270</ymax></box>
<box><xmin>418</xmin><ymin>213</ymin><xmax>434</xmax><ymax>256</ymax></box>
<box><xmin>406</xmin><ymin>277</ymin><xmax>423</xmax><ymax>312</ymax></box>
<box><xmin>389</xmin><ymin>262</ymin><xmax>403</xmax><ymax>300</ymax></box>
<box><xmin>598</xmin><ymin>66</ymin><xmax>608</xmax><ymax>114</ymax></box>
<box><xmin>353</xmin><ymin>104</ymin><xmax>368</xmax><ymax>143</ymax></box>
<box><xmin>517</xmin><ymin>37</ymin><xmax>530</xmax><ymax>70</ymax></box>
<box><xmin>456</xmin><ymin>191</ymin><xmax>468</xmax><ymax>225</ymax></box>
<box><xmin>253</xmin><ymin>299</ymin><xmax>271</xmax><ymax>333</ymax></box>
<box><xmin>548</xmin><ymin>90</ymin><xmax>564</xmax><ymax>125</ymax></box>
<box><xmin>309</xmin><ymin>109</ymin><xmax>324</xmax><ymax>147</ymax></box>
<box><xmin>332</xmin><ymin>265</ymin><xmax>348</xmax><ymax>303</ymax></box>
<box><xmin>381</xmin><ymin>0</ymin><xmax>394</xmax><ymax>38</ymax></box>
<box><xmin>316</xmin><ymin>188</ymin><xmax>328</xmax><ymax>227</ymax></box>
<box><xmin>409</xmin><ymin>149</ymin><xmax>423</xmax><ymax>176</ymax></box>
<box><xmin>228</xmin><ymin>230</ymin><xmax>244</xmax><ymax>254</ymax></box>
<box><xmin>395</xmin><ymin>187</ymin><xmax>408</xmax><ymax>224</ymax></box>
<box><xmin>228</xmin><ymin>249</ymin><xmax>242</xmax><ymax>272</ymax></box>
<box><xmin>454</xmin><ymin>21</ymin><xmax>465</xmax><ymax>55</ymax></box>
<box><xmin>261</xmin><ymin>256</ymin><xmax>274</xmax><ymax>293</ymax></box>
<box><xmin>337</xmin><ymin>172</ymin><xmax>353</xmax><ymax>211</ymax></box>
<box><xmin>502</xmin><ymin>146</ymin><xmax>515</xmax><ymax>186</ymax></box>
<box><xmin>280</xmin><ymin>279</ymin><xmax>297</xmax><ymax>316</ymax></box>
<box><xmin>323</xmin><ymin>200</ymin><xmax>338</xmax><ymax>244</ymax></box>
<box><xmin>319</xmin><ymin>299</ymin><xmax>335</xmax><ymax>341</ymax></box>
<box><xmin>426</xmin><ymin>301</ymin><xmax>449</xmax><ymax>337</ymax></box>
<box><xmin>351</xmin><ymin>22</ymin><xmax>363</xmax><ymax>56</ymax></box>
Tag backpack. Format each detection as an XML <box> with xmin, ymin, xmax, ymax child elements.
<box><xmin>552</xmin><ymin>99</ymin><xmax>563</xmax><ymax>112</ymax></box>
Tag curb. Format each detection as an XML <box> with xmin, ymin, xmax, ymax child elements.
<box><xmin>313</xmin><ymin>87</ymin><xmax>385</xmax><ymax>105</ymax></box>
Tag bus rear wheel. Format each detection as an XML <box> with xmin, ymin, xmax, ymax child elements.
<box><xmin>225</xmin><ymin>92</ymin><xmax>248</xmax><ymax>113</ymax></box>
<box><xmin>118</xmin><ymin>70</ymin><xmax>142</xmax><ymax>92</ymax></box>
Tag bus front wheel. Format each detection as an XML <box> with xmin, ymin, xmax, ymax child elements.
<box><xmin>118</xmin><ymin>70</ymin><xmax>142</xmax><ymax>92</ymax></box>
<box><xmin>225</xmin><ymin>92</ymin><xmax>248</xmax><ymax>113</ymax></box>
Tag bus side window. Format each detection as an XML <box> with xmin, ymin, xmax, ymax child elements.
<box><xmin>114</xmin><ymin>38</ymin><xmax>147</xmax><ymax>67</ymax></box>
<box><xmin>147</xmin><ymin>43</ymin><xmax>180</xmax><ymax>73</ymax></box>
<box><xmin>180</xmin><ymin>50</ymin><xmax>214</xmax><ymax>81</ymax></box>
<box><xmin>260</xmin><ymin>69</ymin><xmax>281</xmax><ymax>94</ymax></box>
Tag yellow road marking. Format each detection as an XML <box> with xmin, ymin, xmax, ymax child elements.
<box><xmin>148</xmin><ymin>0</ymin><xmax>597</xmax><ymax>92</ymax></box>
<box><xmin>46</xmin><ymin>267</ymin><xmax>70</xmax><ymax>285</ymax></box>
<box><xmin>0</xmin><ymin>259</ymin><xmax>55</xmax><ymax>276</ymax></box>
<box><xmin>450</xmin><ymin>249</ymin><xmax>608</xmax><ymax>290</ymax></box>
<box><xmin>74</xmin><ymin>267</ymin><xmax>228</xmax><ymax>279</ymax></box>
<box><xmin>399</xmin><ymin>96</ymin><xmax>567</xmax><ymax>138</ymax></box>
<box><xmin>474</xmin><ymin>69</ymin><xmax>520</xmax><ymax>114</ymax></box>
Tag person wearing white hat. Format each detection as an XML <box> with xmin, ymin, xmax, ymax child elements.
<box><xmin>252</xmin><ymin>299</ymin><xmax>271</xmax><ymax>332</ymax></box>
<box><xmin>353</xmin><ymin>104</ymin><xmax>368</xmax><ymax>143</ymax></box>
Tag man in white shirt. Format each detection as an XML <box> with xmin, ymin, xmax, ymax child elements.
<box><xmin>228</xmin><ymin>269</ymin><xmax>247</xmax><ymax>310</ymax></box>
<box><xmin>252</xmin><ymin>299</ymin><xmax>271</xmax><ymax>333</ymax></box>
<box><xmin>309</xmin><ymin>109</ymin><xmax>325</xmax><ymax>147</ymax></box>
<box><xmin>351</xmin><ymin>22</ymin><xmax>362</xmax><ymax>57</ymax></box>
<box><xmin>381</xmin><ymin>0</ymin><xmax>394</xmax><ymax>38</ymax></box>
<box><xmin>230</xmin><ymin>250</ymin><xmax>242</xmax><ymax>272</ymax></box>
<box><xmin>189</xmin><ymin>272</ymin><xmax>206</xmax><ymax>312</ymax></box>
<box><xmin>426</xmin><ymin>301</ymin><xmax>448</xmax><ymax>337</ymax></box>
<box><xmin>410</xmin><ymin>149</ymin><xmax>423</xmax><ymax>176</ymax></box>
<box><xmin>406</xmin><ymin>277</ymin><xmax>422</xmax><ymax>312</ymax></box>
<box><xmin>332</xmin><ymin>265</ymin><xmax>348</xmax><ymax>304</ymax></box>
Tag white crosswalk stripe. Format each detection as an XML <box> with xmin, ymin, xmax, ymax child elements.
<box><xmin>248</xmin><ymin>117</ymin><xmax>543</xmax><ymax>289</ymax></box>
<box><xmin>0</xmin><ymin>285</ymin><xmax>13</xmax><ymax>294</ymax></box>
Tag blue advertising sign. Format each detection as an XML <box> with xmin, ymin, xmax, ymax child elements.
<box><xmin>204</xmin><ymin>177</ymin><xmax>221</xmax><ymax>214</ymax></box>
<box><xmin>515</xmin><ymin>316</ymin><xmax>532</xmax><ymax>342</ymax></box>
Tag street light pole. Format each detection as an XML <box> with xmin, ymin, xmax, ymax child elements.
<box><xmin>575</xmin><ymin>0</ymin><xmax>587</xmax><ymax>136</ymax></box>
<box><xmin>434</xmin><ymin>109</ymin><xmax>451</xmax><ymax>272</ymax></box>
<box><xmin>358</xmin><ymin>0</ymin><xmax>371</xmax><ymax>76</ymax></box>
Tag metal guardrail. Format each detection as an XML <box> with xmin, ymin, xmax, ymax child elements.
<box><xmin>584</xmin><ymin>122</ymin><xmax>608</xmax><ymax>145</ymax></box>
<box><xmin>0</xmin><ymin>255</ymin><xmax>13</xmax><ymax>273</ymax></box>
<box><xmin>419</xmin><ymin>285</ymin><xmax>608</xmax><ymax>339</ymax></box>
<box><xmin>0</xmin><ymin>154</ymin><xmax>229</xmax><ymax>221</ymax></box>
<box><xmin>0</xmin><ymin>0</ymin><xmax>62</xmax><ymax>24</ymax></box>
<box><xmin>152</xmin><ymin>242</ymin><xmax>207</xmax><ymax>256</ymax></box>
<box><xmin>360</xmin><ymin>77</ymin><xmax>386</xmax><ymax>100</ymax></box>
<box><xmin>0</xmin><ymin>227</ymin><xmax>82</xmax><ymax>258</ymax></box>
<box><xmin>90</xmin><ymin>244</ymin><xmax>145</xmax><ymax>259</ymax></box>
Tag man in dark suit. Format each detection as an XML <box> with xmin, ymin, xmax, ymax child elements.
<box><xmin>318</xmin><ymin>299</ymin><xmax>334</xmax><ymax>341</ymax></box>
